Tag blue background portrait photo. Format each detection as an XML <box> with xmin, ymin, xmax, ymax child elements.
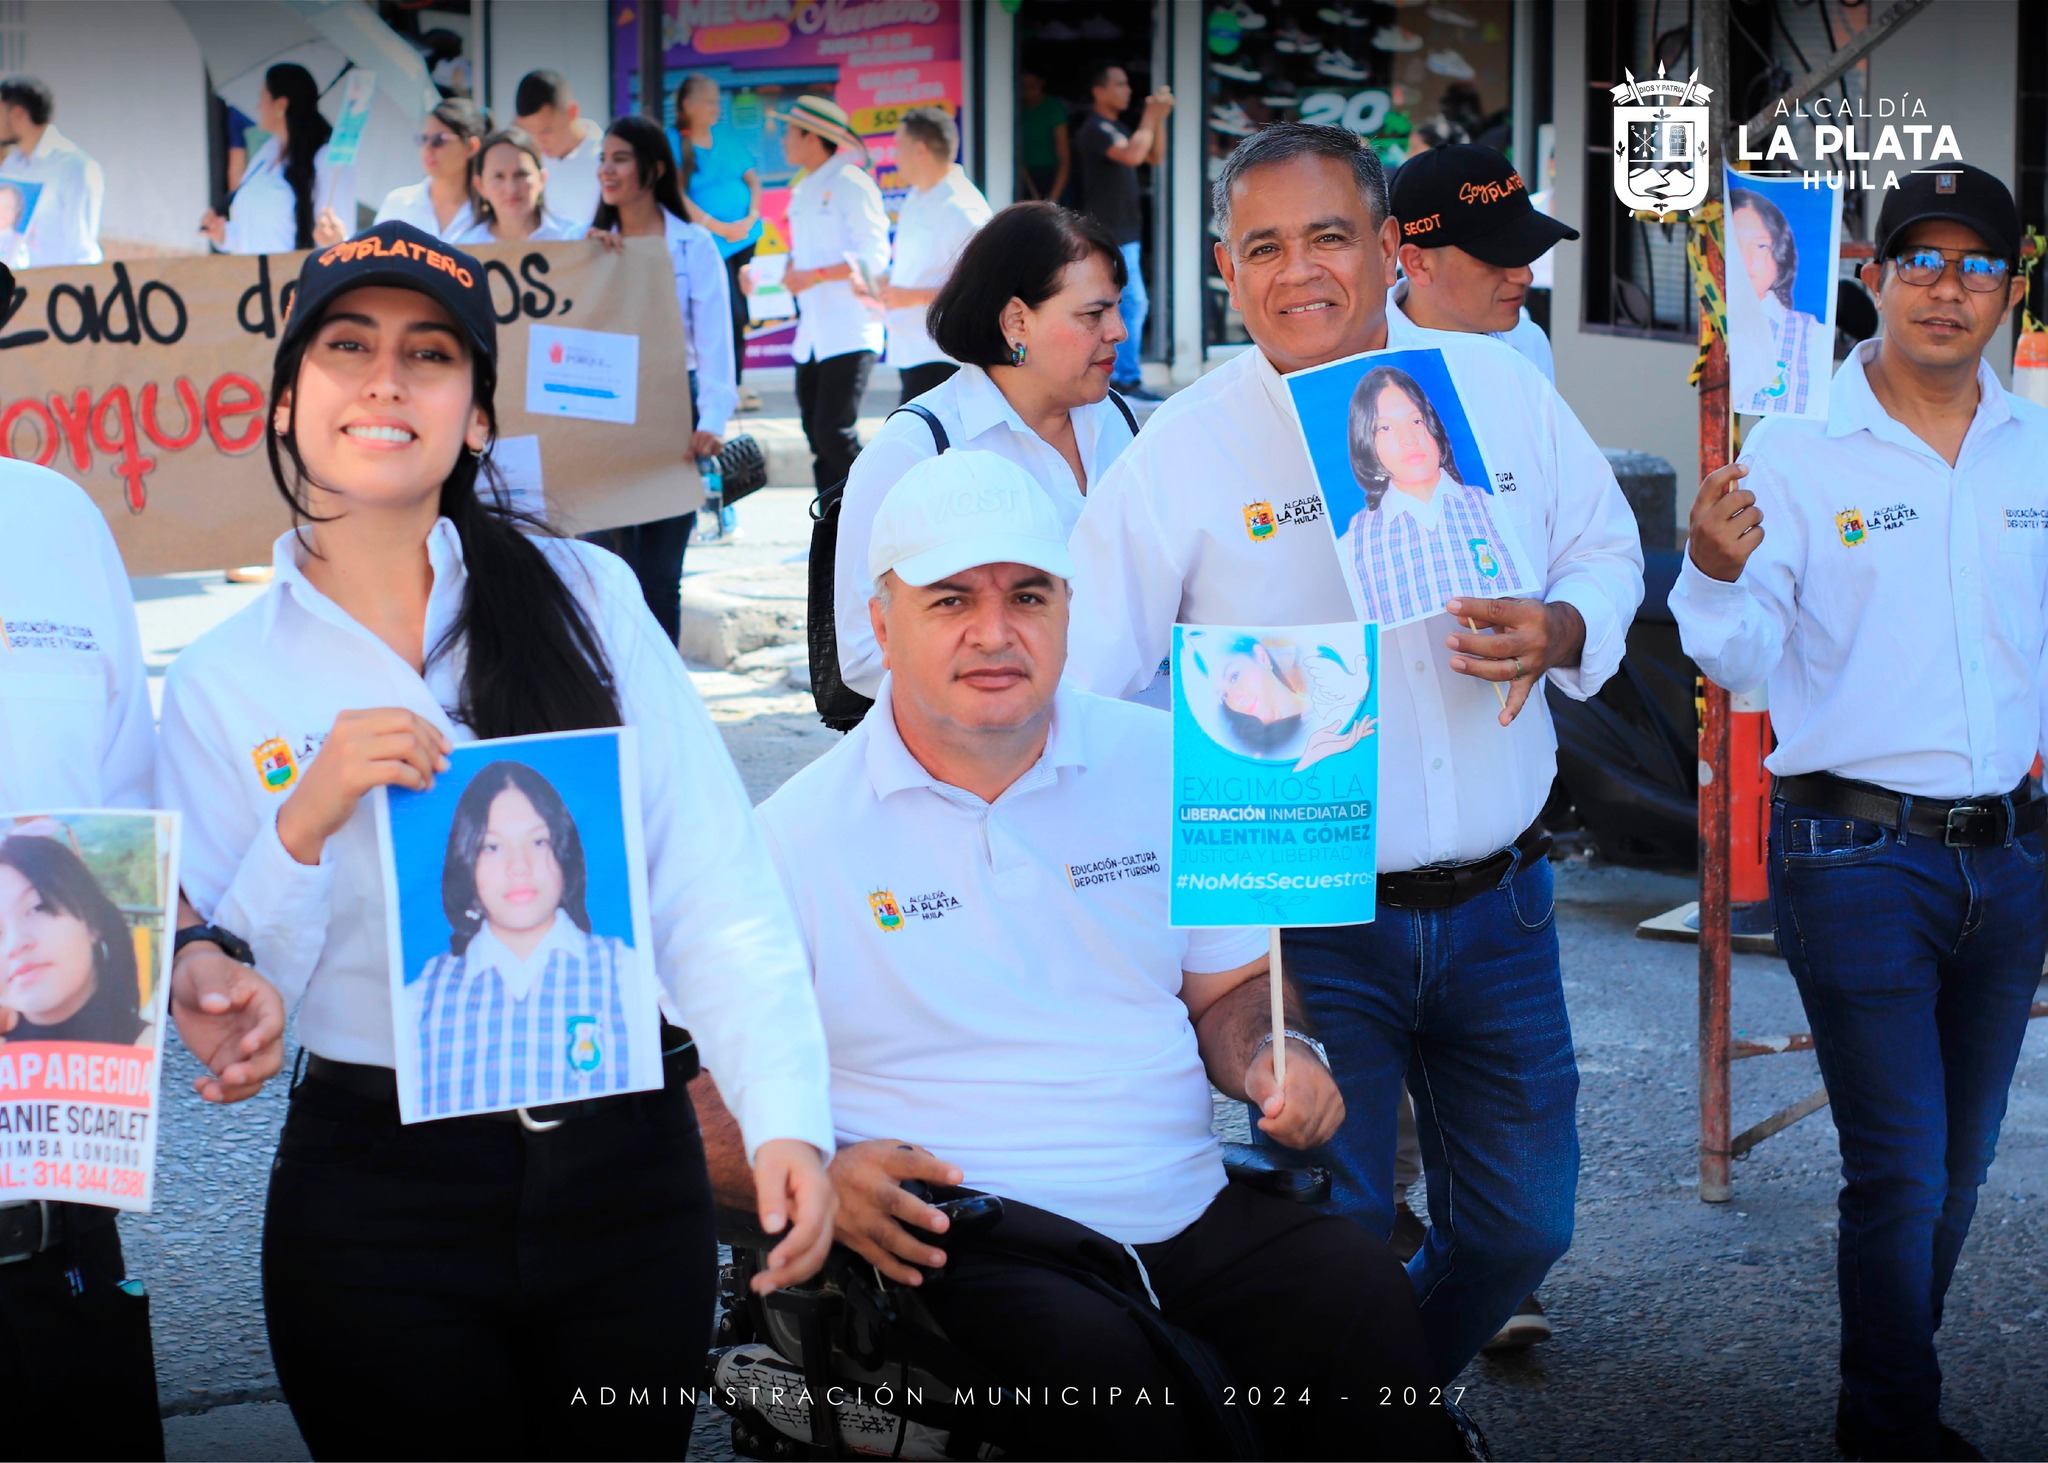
<box><xmin>1285</xmin><ymin>346</ymin><xmax>1494</xmax><ymax>542</ymax></box>
<box><xmin>1727</xmin><ymin>170</ymin><xmax>1835</xmax><ymax>321</ymax></box>
<box><xmin>385</xmin><ymin>730</ymin><xmax>636</xmax><ymax>986</ymax></box>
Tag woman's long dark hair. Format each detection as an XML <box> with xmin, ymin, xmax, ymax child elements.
<box><xmin>266</xmin><ymin>63</ymin><xmax>333</xmax><ymax>251</ymax></box>
<box><xmin>0</xmin><ymin>834</ymin><xmax>143</xmax><ymax>1040</ymax></box>
<box><xmin>591</xmin><ymin>115</ymin><xmax>689</xmax><ymax>231</ymax></box>
<box><xmin>265</xmin><ymin>307</ymin><xmax>622</xmax><ymax>740</ymax></box>
<box><xmin>1348</xmin><ymin>366</ymin><xmax>1460</xmax><ymax>513</ymax></box>
<box><xmin>439</xmin><ymin>762</ymin><xmax>590</xmax><ymax>957</ymax></box>
<box><xmin>1729</xmin><ymin>188</ymin><xmax>1798</xmax><ymax>310</ymax></box>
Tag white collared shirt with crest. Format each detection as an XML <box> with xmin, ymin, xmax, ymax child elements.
<box><xmin>755</xmin><ymin>681</ymin><xmax>1267</xmax><ymax>1244</ymax></box>
<box><xmin>786</xmin><ymin>150</ymin><xmax>892</xmax><ymax>362</ymax></box>
<box><xmin>833</xmin><ymin>364</ymin><xmax>1138</xmax><ymax>697</ymax></box>
<box><xmin>1670</xmin><ymin>339</ymin><xmax>2048</xmax><ymax>798</ymax></box>
<box><xmin>156</xmin><ymin>520</ymin><xmax>832</xmax><ymax>1158</ymax></box>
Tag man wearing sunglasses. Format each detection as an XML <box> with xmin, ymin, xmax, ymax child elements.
<box><xmin>1671</xmin><ymin>165</ymin><xmax>2044</xmax><ymax>1462</ymax></box>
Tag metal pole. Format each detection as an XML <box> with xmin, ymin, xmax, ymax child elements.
<box><xmin>638</xmin><ymin>0</ymin><xmax>665</xmax><ymax>120</ymax></box>
<box><xmin>1695</xmin><ymin>0</ymin><xmax>1734</xmax><ymax>1205</ymax></box>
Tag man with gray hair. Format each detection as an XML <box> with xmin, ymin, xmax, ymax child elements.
<box><xmin>879</xmin><ymin>104</ymin><xmax>991</xmax><ymax>403</ymax></box>
<box><xmin>1065</xmin><ymin>122</ymin><xmax>1644</xmax><ymax>1381</ymax></box>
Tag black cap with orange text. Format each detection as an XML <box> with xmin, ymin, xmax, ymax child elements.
<box><xmin>1389</xmin><ymin>143</ymin><xmax>1578</xmax><ymax>269</ymax></box>
<box><xmin>279</xmin><ymin>220</ymin><xmax>496</xmax><ymax>362</ymax></box>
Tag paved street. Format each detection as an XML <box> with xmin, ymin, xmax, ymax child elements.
<box><xmin>128</xmin><ymin>457</ymin><xmax>2048</xmax><ymax>1460</ymax></box>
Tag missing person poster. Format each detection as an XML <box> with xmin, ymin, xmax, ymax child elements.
<box><xmin>0</xmin><ymin>177</ymin><xmax>40</xmax><ymax>269</ymax></box>
<box><xmin>1169</xmin><ymin>624</ymin><xmax>1379</xmax><ymax>929</ymax></box>
<box><xmin>1284</xmin><ymin>347</ymin><xmax>1535</xmax><ymax>629</ymax></box>
<box><xmin>1724</xmin><ymin>164</ymin><xmax>1844</xmax><ymax>419</ymax></box>
<box><xmin>375</xmin><ymin>729</ymin><xmax>662</xmax><ymax>1124</ymax></box>
<box><xmin>0</xmin><ymin>809</ymin><xmax>177</xmax><ymax>1212</ymax></box>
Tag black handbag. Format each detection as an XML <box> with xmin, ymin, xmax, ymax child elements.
<box><xmin>715</xmin><ymin>433</ymin><xmax>768</xmax><ymax>506</ymax></box>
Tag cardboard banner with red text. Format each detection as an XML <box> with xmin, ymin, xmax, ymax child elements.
<box><xmin>0</xmin><ymin>238</ymin><xmax>697</xmax><ymax>575</ymax></box>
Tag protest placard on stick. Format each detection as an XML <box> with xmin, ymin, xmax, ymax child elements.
<box><xmin>1</xmin><ymin>238</ymin><xmax>697</xmax><ymax>574</ymax></box>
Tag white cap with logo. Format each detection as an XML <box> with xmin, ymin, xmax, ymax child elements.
<box><xmin>867</xmin><ymin>450</ymin><xmax>1076</xmax><ymax>589</ymax></box>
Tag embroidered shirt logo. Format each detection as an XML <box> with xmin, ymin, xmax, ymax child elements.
<box><xmin>252</xmin><ymin>738</ymin><xmax>298</xmax><ymax>792</ymax></box>
<box><xmin>1835</xmin><ymin>509</ymin><xmax>1867</xmax><ymax>547</ymax></box>
<box><xmin>1275</xmin><ymin>496</ymin><xmax>1325</xmax><ymax>527</ymax></box>
<box><xmin>2004</xmin><ymin>507</ymin><xmax>2048</xmax><ymax>531</ymax></box>
<box><xmin>0</xmin><ymin>620</ymin><xmax>101</xmax><ymax>654</ymax></box>
<box><xmin>868</xmin><ymin>890</ymin><xmax>905</xmax><ymax>931</ymax></box>
<box><xmin>1066</xmin><ymin>851</ymin><xmax>1162</xmax><ymax>889</ymax></box>
<box><xmin>566</xmin><ymin>1015</ymin><xmax>603</xmax><ymax>1073</ymax></box>
<box><xmin>1243</xmin><ymin>501</ymin><xmax>1278</xmax><ymax>541</ymax></box>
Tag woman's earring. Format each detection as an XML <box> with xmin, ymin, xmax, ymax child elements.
<box><xmin>1009</xmin><ymin>339</ymin><xmax>1027</xmax><ymax>368</ymax></box>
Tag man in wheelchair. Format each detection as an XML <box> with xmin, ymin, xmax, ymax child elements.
<box><xmin>694</xmin><ymin>455</ymin><xmax>1469</xmax><ymax>1460</ymax></box>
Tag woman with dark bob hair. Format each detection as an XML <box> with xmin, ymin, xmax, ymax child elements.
<box><xmin>832</xmin><ymin>200</ymin><xmax>1143</xmax><ymax>700</ymax></box>
<box><xmin>0</xmin><ymin>831</ymin><xmax>147</xmax><ymax>1045</ymax></box>
<box><xmin>156</xmin><ymin>221</ymin><xmax>833</xmax><ymax>1458</ymax></box>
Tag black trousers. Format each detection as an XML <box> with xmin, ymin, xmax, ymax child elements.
<box><xmin>916</xmin><ymin>1182</ymin><xmax>1465</xmax><ymax>1461</ymax></box>
<box><xmin>897</xmin><ymin>360</ymin><xmax>959</xmax><ymax>405</ymax></box>
<box><xmin>0</xmin><ymin>1210</ymin><xmax>163</xmax><ymax>1461</ymax></box>
<box><xmin>584</xmin><ymin>515</ymin><xmax>696</xmax><ymax>645</ymax></box>
<box><xmin>793</xmin><ymin>348</ymin><xmax>875</xmax><ymax>491</ymax></box>
<box><xmin>723</xmin><ymin>244</ymin><xmax>755</xmax><ymax>384</ymax></box>
<box><xmin>262</xmin><ymin>1071</ymin><xmax>718</xmax><ymax>1461</ymax></box>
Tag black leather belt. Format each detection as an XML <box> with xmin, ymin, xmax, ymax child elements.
<box><xmin>302</xmin><ymin>1025</ymin><xmax>700</xmax><ymax>1127</ymax></box>
<box><xmin>1379</xmin><ymin>823</ymin><xmax>1553</xmax><ymax>910</ymax></box>
<box><xmin>0</xmin><ymin>1200</ymin><xmax>114</xmax><ymax>1266</ymax></box>
<box><xmin>1775</xmin><ymin>772</ymin><xmax>2046</xmax><ymax>849</ymax></box>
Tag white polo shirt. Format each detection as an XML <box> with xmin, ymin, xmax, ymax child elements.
<box><xmin>834</xmin><ymin>364</ymin><xmax>1138</xmax><ymax>697</ymax></box>
<box><xmin>537</xmin><ymin>119</ymin><xmax>605</xmax><ymax>232</ymax></box>
<box><xmin>1064</xmin><ymin>319</ymin><xmax>1645</xmax><ymax>872</ymax></box>
<box><xmin>0</xmin><ymin>125</ymin><xmax>104</xmax><ymax>267</ymax></box>
<box><xmin>1670</xmin><ymin>340</ymin><xmax>2048</xmax><ymax>798</ymax></box>
<box><xmin>755</xmin><ymin>682</ymin><xmax>1268</xmax><ymax>1244</ymax></box>
<box><xmin>787</xmin><ymin>151</ymin><xmax>891</xmax><ymax>362</ymax></box>
<box><xmin>373</xmin><ymin>178</ymin><xmax>478</xmax><ymax>242</ymax></box>
<box><xmin>884</xmin><ymin>166</ymin><xmax>992</xmax><ymax>369</ymax></box>
<box><xmin>0</xmin><ymin>459</ymin><xmax>153</xmax><ymax>810</ymax></box>
<box><xmin>222</xmin><ymin>138</ymin><xmax>357</xmax><ymax>256</ymax></box>
<box><xmin>156</xmin><ymin>521</ymin><xmax>833</xmax><ymax>1159</ymax></box>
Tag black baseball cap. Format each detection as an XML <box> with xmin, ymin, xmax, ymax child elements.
<box><xmin>1873</xmin><ymin>163</ymin><xmax>2020</xmax><ymax>264</ymax></box>
<box><xmin>279</xmin><ymin>220</ymin><xmax>496</xmax><ymax>361</ymax></box>
<box><xmin>1389</xmin><ymin>143</ymin><xmax>1578</xmax><ymax>269</ymax></box>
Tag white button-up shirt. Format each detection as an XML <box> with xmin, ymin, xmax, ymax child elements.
<box><xmin>1387</xmin><ymin>281</ymin><xmax>1555</xmax><ymax>383</ymax></box>
<box><xmin>756</xmin><ymin>681</ymin><xmax>1267</xmax><ymax>1244</ymax></box>
<box><xmin>1670</xmin><ymin>341</ymin><xmax>2048</xmax><ymax>798</ymax></box>
<box><xmin>0</xmin><ymin>459</ymin><xmax>153</xmax><ymax>811</ymax></box>
<box><xmin>787</xmin><ymin>151</ymin><xmax>891</xmax><ymax>362</ymax></box>
<box><xmin>884</xmin><ymin>166</ymin><xmax>991</xmax><ymax>368</ymax></box>
<box><xmin>537</xmin><ymin>120</ymin><xmax>605</xmax><ymax>232</ymax></box>
<box><xmin>222</xmin><ymin>138</ymin><xmax>357</xmax><ymax>256</ymax></box>
<box><xmin>156</xmin><ymin>521</ymin><xmax>832</xmax><ymax>1158</ymax></box>
<box><xmin>834</xmin><ymin>365</ymin><xmax>1138</xmax><ymax>697</ymax></box>
<box><xmin>653</xmin><ymin>208</ymin><xmax>737</xmax><ymax>439</ymax></box>
<box><xmin>1065</xmin><ymin>324</ymin><xmax>1644</xmax><ymax>872</ymax></box>
<box><xmin>374</xmin><ymin>178</ymin><xmax>478</xmax><ymax>242</ymax></box>
<box><xmin>452</xmin><ymin>211</ymin><xmax>586</xmax><ymax>247</ymax></box>
<box><xmin>0</xmin><ymin>125</ymin><xmax>104</xmax><ymax>267</ymax></box>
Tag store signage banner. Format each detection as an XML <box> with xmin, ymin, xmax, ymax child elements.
<box><xmin>1169</xmin><ymin>623</ymin><xmax>1379</xmax><ymax>930</ymax></box>
<box><xmin>0</xmin><ymin>239</ymin><xmax>697</xmax><ymax>575</ymax></box>
<box><xmin>612</xmin><ymin>0</ymin><xmax>965</xmax><ymax>368</ymax></box>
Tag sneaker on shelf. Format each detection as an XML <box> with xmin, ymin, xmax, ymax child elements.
<box><xmin>1315</xmin><ymin>4</ymin><xmax>1346</xmax><ymax>22</ymax></box>
<box><xmin>1315</xmin><ymin>49</ymin><xmax>1370</xmax><ymax>80</ymax></box>
<box><xmin>1262</xmin><ymin>90</ymin><xmax>1301</xmax><ymax>108</ymax></box>
<box><xmin>1037</xmin><ymin>18</ymin><xmax>1079</xmax><ymax>40</ymax></box>
<box><xmin>1077</xmin><ymin>14</ymin><xmax>1121</xmax><ymax>40</ymax></box>
<box><xmin>1212</xmin><ymin>58</ymin><xmax>1261</xmax><ymax>82</ymax></box>
<box><xmin>1226</xmin><ymin>0</ymin><xmax>1266</xmax><ymax>30</ymax></box>
<box><xmin>1371</xmin><ymin>24</ymin><xmax>1424</xmax><ymax>52</ymax></box>
<box><xmin>1427</xmin><ymin>4</ymin><xmax>1477</xmax><ymax>26</ymax></box>
<box><xmin>1209</xmin><ymin>101</ymin><xmax>1256</xmax><ymax>137</ymax></box>
<box><xmin>1273</xmin><ymin>24</ymin><xmax>1321</xmax><ymax>54</ymax></box>
<box><xmin>1481</xmin><ymin>1293</ymin><xmax>1551</xmax><ymax>1352</ymax></box>
<box><xmin>1390</xmin><ymin>1200</ymin><xmax>1427</xmax><ymax>1262</ymax></box>
<box><xmin>1427</xmin><ymin>47</ymin><xmax>1476</xmax><ymax>79</ymax></box>
<box><xmin>1342</xmin><ymin>3</ymin><xmax>1372</xmax><ymax>25</ymax></box>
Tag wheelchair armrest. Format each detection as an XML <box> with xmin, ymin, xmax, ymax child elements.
<box><xmin>1220</xmin><ymin>1141</ymin><xmax>1331</xmax><ymax>1205</ymax></box>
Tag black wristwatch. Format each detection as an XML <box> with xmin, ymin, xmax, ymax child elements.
<box><xmin>174</xmin><ymin>923</ymin><xmax>256</xmax><ymax>967</ymax></box>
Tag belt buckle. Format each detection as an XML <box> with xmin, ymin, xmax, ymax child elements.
<box><xmin>516</xmin><ymin>1106</ymin><xmax>565</xmax><ymax>1132</ymax></box>
<box><xmin>1944</xmin><ymin>803</ymin><xmax>1996</xmax><ymax>847</ymax></box>
<box><xmin>0</xmin><ymin>1202</ymin><xmax>52</xmax><ymax>1266</ymax></box>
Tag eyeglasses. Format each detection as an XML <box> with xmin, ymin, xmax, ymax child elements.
<box><xmin>1889</xmin><ymin>246</ymin><xmax>2013</xmax><ymax>292</ymax></box>
<box><xmin>417</xmin><ymin>132</ymin><xmax>460</xmax><ymax>150</ymax></box>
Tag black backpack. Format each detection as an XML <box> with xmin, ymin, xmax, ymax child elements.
<box><xmin>806</xmin><ymin>392</ymin><xmax>1138</xmax><ymax>732</ymax></box>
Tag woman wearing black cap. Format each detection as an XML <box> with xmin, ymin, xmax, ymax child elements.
<box><xmin>157</xmin><ymin>221</ymin><xmax>836</xmax><ymax>1459</ymax></box>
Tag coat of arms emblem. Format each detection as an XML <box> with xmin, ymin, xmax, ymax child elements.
<box><xmin>1611</xmin><ymin>63</ymin><xmax>1713</xmax><ymax>212</ymax></box>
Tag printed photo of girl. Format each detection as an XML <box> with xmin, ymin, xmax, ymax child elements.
<box><xmin>0</xmin><ymin>829</ymin><xmax>150</xmax><ymax>1047</ymax></box>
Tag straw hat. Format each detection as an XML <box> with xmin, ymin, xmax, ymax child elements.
<box><xmin>769</xmin><ymin>95</ymin><xmax>868</xmax><ymax>160</ymax></box>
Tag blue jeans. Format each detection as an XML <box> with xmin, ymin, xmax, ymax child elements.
<box><xmin>1256</xmin><ymin>850</ymin><xmax>1580</xmax><ymax>1379</ymax></box>
<box><xmin>1113</xmin><ymin>241</ymin><xmax>1147</xmax><ymax>387</ymax></box>
<box><xmin>1770</xmin><ymin>797</ymin><xmax>2047</xmax><ymax>1453</ymax></box>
